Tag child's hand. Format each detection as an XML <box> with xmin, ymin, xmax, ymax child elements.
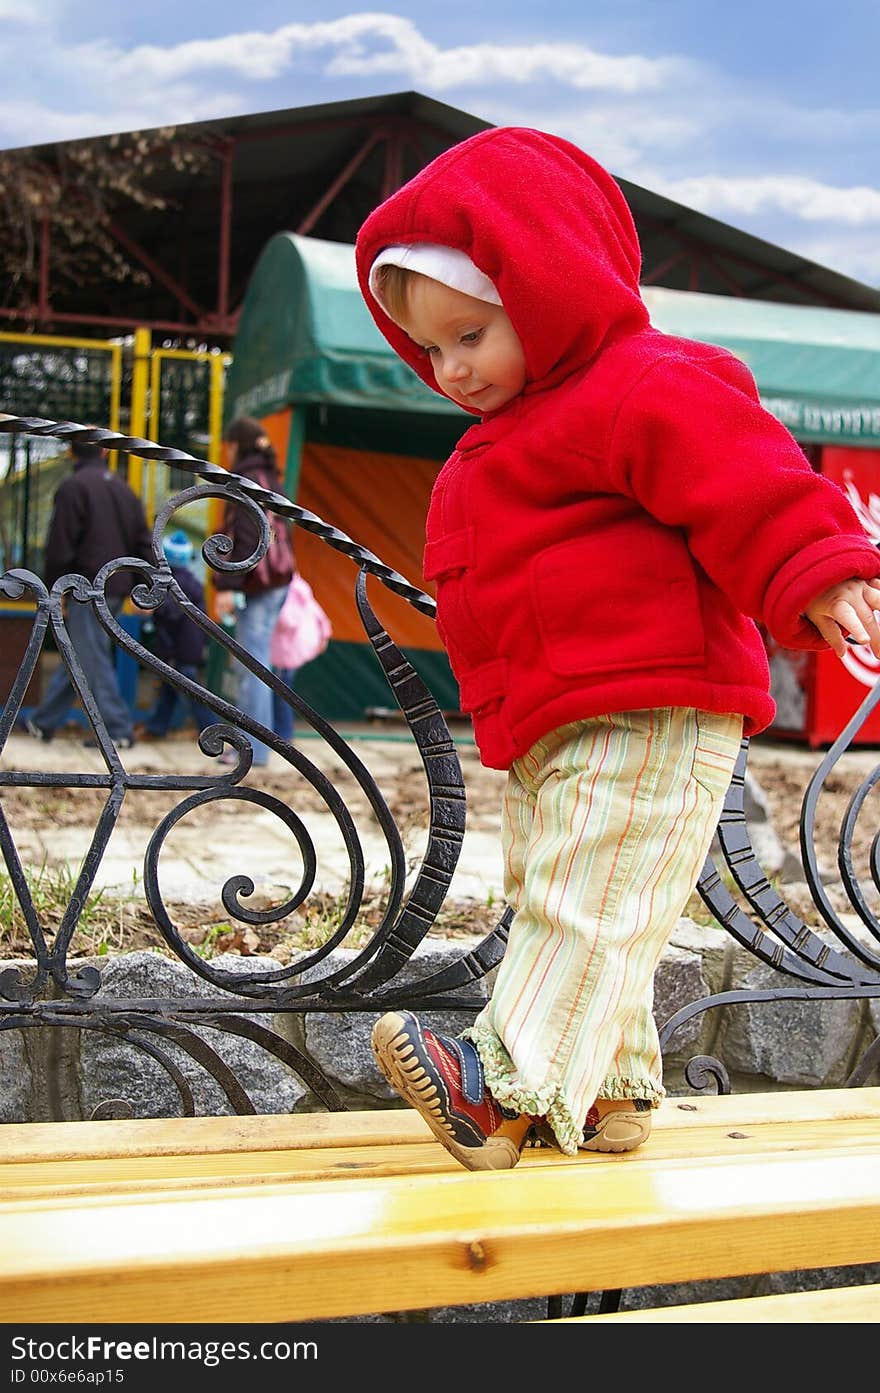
<box><xmin>804</xmin><ymin>576</ymin><xmax>880</xmax><ymax>659</ymax></box>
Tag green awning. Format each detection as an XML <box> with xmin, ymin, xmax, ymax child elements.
<box><xmin>642</xmin><ymin>286</ymin><xmax>880</xmax><ymax>446</ymax></box>
<box><xmin>226</xmin><ymin>236</ymin><xmax>880</xmax><ymax>448</ymax></box>
<box><xmin>225</xmin><ymin>232</ymin><xmax>466</xmax><ymax>423</ymax></box>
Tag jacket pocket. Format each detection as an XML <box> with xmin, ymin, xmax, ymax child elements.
<box><xmin>423</xmin><ymin>527</ymin><xmax>475</xmax><ymax>582</ymax></box>
<box><xmin>456</xmin><ymin>658</ymin><xmax>509</xmax><ymax>715</ymax></box>
<box><xmin>532</xmin><ymin>523</ymin><xmax>705</xmax><ymax>677</ymax></box>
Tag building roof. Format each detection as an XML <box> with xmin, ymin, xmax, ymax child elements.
<box><xmin>5</xmin><ymin>89</ymin><xmax>880</xmax><ymax>343</ymax></box>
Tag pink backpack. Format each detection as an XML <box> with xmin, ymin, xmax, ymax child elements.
<box><xmin>270</xmin><ymin>574</ymin><xmax>332</xmax><ymax>669</ymax></box>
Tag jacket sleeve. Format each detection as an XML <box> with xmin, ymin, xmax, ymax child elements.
<box><xmin>608</xmin><ymin>352</ymin><xmax>880</xmax><ymax>649</ymax></box>
<box><xmin>180</xmin><ymin>569</ymin><xmax>207</xmax><ymax>613</ymax></box>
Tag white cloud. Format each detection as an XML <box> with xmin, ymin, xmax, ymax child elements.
<box><xmin>790</xmin><ymin>230</ymin><xmax>880</xmax><ymax>285</ymax></box>
<box><xmin>81</xmin><ymin>13</ymin><xmax>689</xmax><ymax>93</ymax></box>
<box><xmin>0</xmin><ymin>91</ymin><xmax>243</xmax><ymax>148</ymax></box>
<box><xmin>0</xmin><ymin>0</ymin><xmax>49</xmax><ymax>17</ymax></box>
<box><xmin>650</xmin><ymin>173</ymin><xmax>880</xmax><ymax>227</ymax></box>
<box><xmin>320</xmin><ymin>20</ymin><xmax>686</xmax><ymax>92</ymax></box>
<box><xmin>521</xmin><ymin>102</ymin><xmax>702</xmax><ymax>170</ymax></box>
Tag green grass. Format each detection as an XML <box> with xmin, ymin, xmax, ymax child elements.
<box><xmin>0</xmin><ymin>858</ymin><xmax>126</xmax><ymax>956</ymax></box>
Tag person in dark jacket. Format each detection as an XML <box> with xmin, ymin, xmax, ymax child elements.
<box><xmin>138</xmin><ymin>530</ymin><xmax>213</xmax><ymax>739</ymax></box>
<box><xmin>213</xmin><ymin>417</ymin><xmax>295</xmax><ymax>766</ymax></box>
<box><xmin>25</xmin><ymin>438</ymin><xmax>152</xmax><ymax>749</ymax></box>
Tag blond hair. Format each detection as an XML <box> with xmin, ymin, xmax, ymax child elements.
<box><xmin>374</xmin><ymin>263</ymin><xmax>420</xmax><ymax>325</ymax></box>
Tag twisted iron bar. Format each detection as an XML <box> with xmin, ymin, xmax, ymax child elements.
<box><xmin>663</xmin><ymin>688</ymin><xmax>880</xmax><ymax>1087</ymax></box>
<box><xmin>0</xmin><ymin>415</ymin><xmax>437</xmax><ymax>617</ymax></box>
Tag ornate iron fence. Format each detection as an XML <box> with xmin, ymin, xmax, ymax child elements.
<box><xmin>0</xmin><ymin>415</ymin><xmax>878</xmax><ymax>1125</ymax></box>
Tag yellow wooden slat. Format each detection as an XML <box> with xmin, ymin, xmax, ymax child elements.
<box><xmin>3</xmin><ymin>1086</ymin><xmax>876</xmax><ymax>1164</ymax></box>
<box><xmin>1</xmin><ymin>1143</ymin><xmax>879</xmax><ymax>1322</ymax></box>
<box><xmin>551</xmin><ymin>1282</ymin><xmax>880</xmax><ymax>1322</ymax></box>
<box><xmin>4</xmin><ymin>1106</ymin><xmax>880</xmax><ymax>1202</ymax></box>
<box><xmin>0</xmin><ymin>1108</ymin><xmax>434</xmax><ymax>1164</ymax></box>
<box><xmin>0</xmin><ymin>1141</ymin><xmax>450</xmax><ymax>1200</ymax></box>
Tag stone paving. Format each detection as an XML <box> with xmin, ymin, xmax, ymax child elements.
<box><xmin>0</xmin><ymin>723</ymin><xmax>507</xmax><ymax>911</ymax></box>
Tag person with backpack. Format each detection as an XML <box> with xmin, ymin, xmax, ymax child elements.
<box><xmin>213</xmin><ymin>417</ymin><xmax>295</xmax><ymax>767</ymax></box>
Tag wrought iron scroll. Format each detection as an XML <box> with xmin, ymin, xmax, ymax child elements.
<box><xmin>0</xmin><ymin>415</ymin><xmax>511</xmax><ymax>1116</ymax></box>
<box><xmin>661</xmin><ymin>699</ymin><xmax>880</xmax><ymax>1089</ymax></box>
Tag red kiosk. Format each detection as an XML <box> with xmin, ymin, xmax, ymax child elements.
<box><xmin>642</xmin><ymin>287</ymin><xmax>880</xmax><ymax>747</ymax></box>
<box><xmin>768</xmin><ymin>445</ymin><xmax>880</xmax><ymax>746</ymax></box>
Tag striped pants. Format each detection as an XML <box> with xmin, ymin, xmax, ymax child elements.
<box><xmin>463</xmin><ymin>707</ymin><xmax>743</xmax><ymax>1155</ymax></box>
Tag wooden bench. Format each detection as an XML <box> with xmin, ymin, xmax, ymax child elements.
<box><xmin>2</xmin><ymin>1086</ymin><xmax>879</xmax><ymax>1323</ymax></box>
<box><xmin>551</xmin><ymin>1285</ymin><xmax>880</xmax><ymax>1323</ymax></box>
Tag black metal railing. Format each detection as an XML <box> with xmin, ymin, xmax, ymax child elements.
<box><xmin>0</xmin><ymin>415</ymin><xmax>878</xmax><ymax>1123</ymax></box>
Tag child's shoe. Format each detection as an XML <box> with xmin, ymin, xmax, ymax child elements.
<box><xmin>578</xmin><ymin>1097</ymin><xmax>652</xmax><ymax>1153</ymax></box>
<box><xmin>370</xmin><ymin>1010</ymin><xmax>532</xmax><ymax>1171</ymax></box>
<box><xmin>533</xmin><ymin>1097</ymin><xmax>652</xmax><ymax>1153</ymax></box>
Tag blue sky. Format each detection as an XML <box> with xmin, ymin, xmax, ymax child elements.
<box><xmin>3</xmin><ymin>2</ymin><xmax>880</xmax><ymax>285</ymax></box>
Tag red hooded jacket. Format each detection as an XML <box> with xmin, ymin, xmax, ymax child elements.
<box><xmin>356</xmin><ymin>127</ymin><xmax>880</xmax><ymax>770</ymax></box>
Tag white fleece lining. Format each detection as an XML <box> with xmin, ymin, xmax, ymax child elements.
<box><xmin>369</xmin><ymin>243</ymin><xmax>501</xmax><ymax>316</ymax></box>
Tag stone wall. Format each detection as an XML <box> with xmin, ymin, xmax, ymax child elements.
<box><xmin>4</xmin><ymin>921</ymin><xmax>878</xmax><ymax>1123</ymax></box>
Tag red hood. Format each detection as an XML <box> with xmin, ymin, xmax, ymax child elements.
<box><xmin>355</xmin><ymin>126</ymin><xmax>650</xmax><ymax>412</ymax></box>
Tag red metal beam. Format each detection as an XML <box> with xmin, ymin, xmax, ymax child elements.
<box><xmin>640</xmin><ymin>249</ymin><xmax>690</xmax><ymax>284</ymax></box>
<box><xmin>216</xmin><ymin>139</ymin><xmax>235</xmax><ymax>322</ymax></box>
<box><xmin>0</xmin><ymin>304</ymin><xmax>231</xmax><ymax>339</ymax></box>
<box><xmin>701</xmin><ymin>252</ymin><xmax>749</xmax><ymax>295</ymax></box>
<box><xmin>636</xmin><ymin>211</ymin><xmax>843</xmax><ymax>307</ymax></box>
<box><xmin>381</xmin><ymin>122</ymin><xmax>405</xmax><ymax>202</ymax></box>
<box><xmin>38</xmin><ymin>215</ymin><xmax>50</xmax><ymax>322</ymax></box>
<box><xmin>296</xmin><ymin>128</ymin><xmax>384</xmax><ymax>236</ymax></box>
<box><xmin>106</xmin><ymin>219</ymin><xmax>205</xmax><ymax>320</ymax></box>
<box><xmin>644</xmin><ymin>247</ymin><xmax>748</xmax><ymax>296</ymax></box>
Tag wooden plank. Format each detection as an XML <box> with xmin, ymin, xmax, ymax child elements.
<box><xmin>0</xmin><ymin>1109</ymin><xmax>434</xmax><ymax>1163</ymax></box>
<box><xmin>0</xmin><ymin>1141</ymin><xmax>451</xmax><ymax>1199</ymax></box>
<box><xmin>2</xmin><ymin>1088</ymin><xmax>879</xmax><ymax>1202</ymax></box>
<box><xmin>1</xmin><ymin>1140</ymin><xmax>879</xmax><ymax>1322</ymax></box>
<box><xmin>2</xmin><ymin>1087</ymin><xmax>876</xmax><ymax>1164</ymax></box>
<box><xmin>552</xmin><ymin>1282</ymin><xmax>880</xmax><ymax>1322</ymax></box>
<box><xmin>4</xmin><ymin>1109</ymin><xmax>880</xmax><ymax>1202</ymax></box>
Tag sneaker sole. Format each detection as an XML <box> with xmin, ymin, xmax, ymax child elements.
<box><xmin>371</xmin><ymin>1011</ymin><xmax>524</xmax><ymax>1172</ymax></box>
<box><xmin>579</xmin><ymin>1110</ymin><xmax>652</xmax><ymax>1154</ymax></box>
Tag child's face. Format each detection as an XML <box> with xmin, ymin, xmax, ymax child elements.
<box><xmin>398</xmin><ymin>276</ymin><xmax>527</xmax><ymax>413</ymax></box>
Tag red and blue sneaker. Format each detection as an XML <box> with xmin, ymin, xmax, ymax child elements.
<box><xmin>370</xmin><ymin>1010</ymin><xmax>532</xmax><ymax>1171</ymax></box>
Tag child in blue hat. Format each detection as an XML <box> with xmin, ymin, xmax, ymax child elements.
<box><xmin>138</xmin><ymin>530</ymin><xmax>214</xmax><ymax>739</ymax></box>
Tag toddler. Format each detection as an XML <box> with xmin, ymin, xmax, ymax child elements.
<box><xmin>355</xmin><ymin>127</ymin><xmax>880</xmax><ymax>1170</ymax></box>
